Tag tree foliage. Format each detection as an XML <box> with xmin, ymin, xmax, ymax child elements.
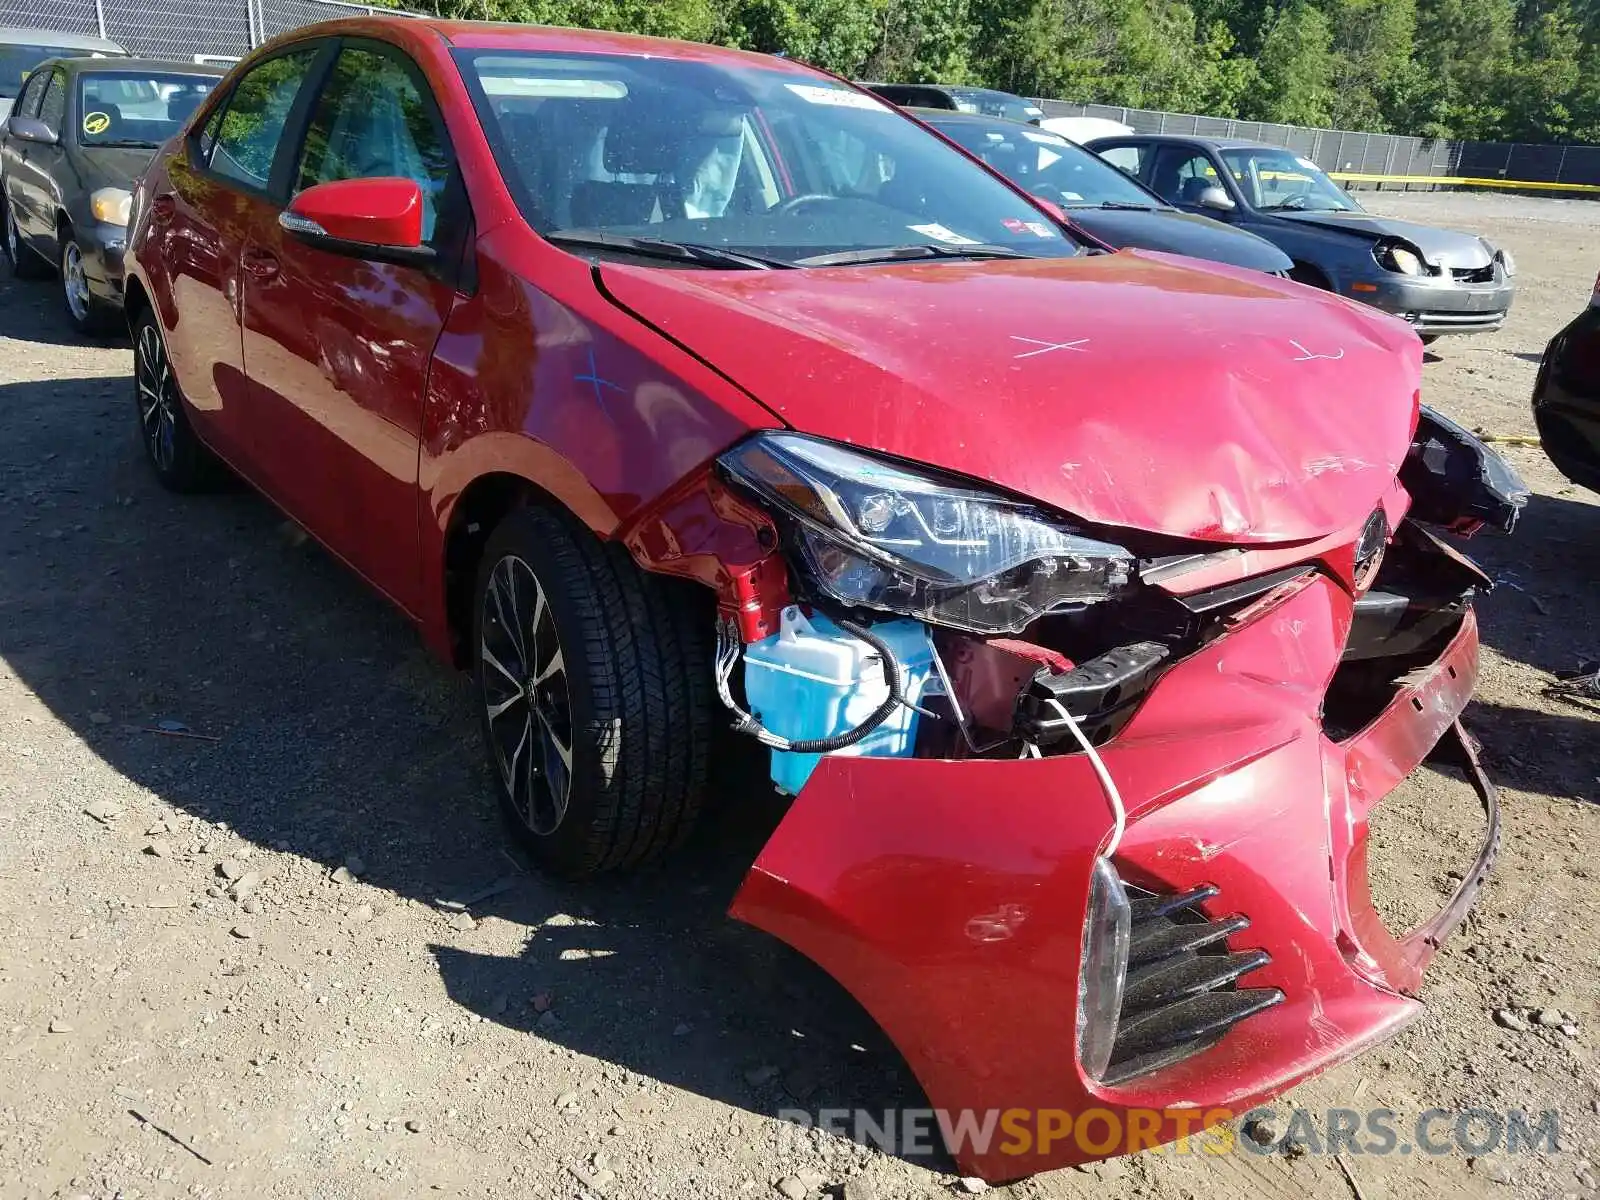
<box><xmin>418</xmin><ymin>0</ymin><xmax>1600</xmax><ymax>143</ymax></box>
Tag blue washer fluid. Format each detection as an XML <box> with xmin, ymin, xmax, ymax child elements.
<box><xmin>742</xmin><ymin>606</ymin><xmax>937</xmax><ymax>796</ymax></box>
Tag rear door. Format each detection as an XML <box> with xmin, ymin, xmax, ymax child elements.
<box><xmin>151</xmin><ymin>42</ymin><xmax>329</xmax><ymax>461</ymax></box>
<box><xmin>237</xmin><ymin>39</ymin><xmax>465</xmax><ymax>613</ymax></box>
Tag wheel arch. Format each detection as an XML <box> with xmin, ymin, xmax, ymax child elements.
<box><xmin>1288</xmin><ymin>259</ymin><xmax>1333</xmax><ymax>289</ymax></box>
<box><xmin>124</xmin><ymin>273</ymin><xmax>151</xmax><ymax>329</ymax></box>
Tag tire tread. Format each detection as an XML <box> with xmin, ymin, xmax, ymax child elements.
<box><xmin>479</xmin><ymin>506</ymin><xmax>714</xmax><ymax>877</ymax></box>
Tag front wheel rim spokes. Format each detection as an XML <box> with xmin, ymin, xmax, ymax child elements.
<box><xmin>481</xmin><ymin>555</ymin><xmax>572</xmax><ymax>836</ymax></box>
<box><xmin>136</xmin><ymin>324</ymin><xmax>177</xmax><ymax>470</ymax></box>
<box><xmin>64</xmin><ymin>245</ymin><xmax>88</xmax><ymax>319</ymax></box>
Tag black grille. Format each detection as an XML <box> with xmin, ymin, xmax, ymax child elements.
<box><xmin>1451</xmin><ymin>264</ymin><xmax>1495</xmax><ymax>284</ymax></box>
<box><xmin>1102</xmin><ymin>885</ymin><xmax>1283</xmax><ymax>1085</ymax></box>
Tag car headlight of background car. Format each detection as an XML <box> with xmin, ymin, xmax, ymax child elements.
<box><xmin>90</xmin><ymin>187</ymin><xmax>133</xmax><ymax>227</ymax></box>
<box><xmin>1375</xmin><ymin>239</ymin><xmax>1426</xmax><ymax>276</ymax></box>
<box><xmin>719</xmin><ymin>432</ymin><xmax>1134</xmax><ymax>634</ymax></box>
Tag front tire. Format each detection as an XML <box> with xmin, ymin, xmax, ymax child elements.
<box><xmin>473</xmin><ymin>506</ymin><xmax>714</xmax><ymax>878</ymax></box>
<box><xmin>3</xmin><ymin>200</ymin><xmax>50</xmax><ymax>279</ymax></box>
<box><xmin>61</xmin><ymin>236</ymin><xmax>115</xmax><ymax>335</ymax></box>
<box><xmin>132</xmin><ymin>309</ymin><xmax>222</xmax><ymax>492</ymax></box>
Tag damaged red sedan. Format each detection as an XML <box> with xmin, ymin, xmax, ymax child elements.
<box><xmin>124</xmin><ymin>17</ymin><xmax>1525</xmax><ymax>1182</ymax></box>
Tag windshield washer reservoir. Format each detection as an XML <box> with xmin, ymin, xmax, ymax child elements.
<box><xmin>744</xmin><ymin>607</ymin><xmax>936</xmax><ymax>795</ymax></box>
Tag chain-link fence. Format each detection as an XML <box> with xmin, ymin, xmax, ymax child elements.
<box><xmin>1039</xmin><ymin>100</ymin><xmax>1600</xmax><ymax>193</ymax></box>
<box><xmin>3</xmin><ymin>0</ymin><xmax>413</xmax><ymax>61</ymax></box>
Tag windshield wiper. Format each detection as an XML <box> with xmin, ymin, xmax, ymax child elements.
<box><xmin>545</xmin><ymin>230</ymin><xmax>792</xmax><ymax>270</ymax></box>
<box><xmin>794</xmin><ymin>242</ymin><xmax>1035</xmax><ymax>268</ymax></box>
<box><xmin>84</xmin><ymin>140</ymin><xmax>161</xmax><ymax>149</ymax></box>
<box><xmin>1088</xmin><ymin>201</ymin><xmax>1156</xmax><ymax>211</ymax></box>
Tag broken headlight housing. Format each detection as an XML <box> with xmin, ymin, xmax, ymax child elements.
<box><xmin>1375</xmin><ymin>240</ymin><xmax>1426</xmax><ymax>276</ymax></box>
<box><xmin>719</xmin><ymin>433</ymin><xmax>1134</xmax><ymax>634</ymax></box>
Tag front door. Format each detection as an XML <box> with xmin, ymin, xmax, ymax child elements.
<box><xmin>10</xmin><ymin>66</ymin><xmax>68</xmax><ymax>252</ymax></box>
<box><xmin>238</xmin><ymin>40</ymin><xmax>463</xmax><ymax>615</ymax></box>
<box><xmin>1149</xmin><ymin>145</ymin><xmax>1234</xmax><ymax>216</ymax></box>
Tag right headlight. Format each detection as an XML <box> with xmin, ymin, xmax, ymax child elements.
<box><xmin>718</xmin><ymin>432</ymin><xmax>1135</xmax><ymax>634</ymax></box>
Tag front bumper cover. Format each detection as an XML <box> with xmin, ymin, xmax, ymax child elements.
<box><xmin>729</xmin><ymin>572</ymin><xmax>1496</xmax><ymax>1181</ymax></box>
<box><xmin>1357</xmin><ymin>271</ymin><xmax>1514</xmax><ymax>336</ymax></box>
<box><xmin>79</xmin><ymin>221</ymin><xmax>128</xmax><ymax>305</ymax></box>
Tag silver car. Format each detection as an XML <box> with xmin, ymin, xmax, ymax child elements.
<box><xmin>1</xmin><ymin>27</ymin><xmax>127</xmax><ymax>121</ymax></box>
<box><xmin>1088</xmin><ymin>134</ymin><xmax>1516</xmax><ymax>343</ymax></box>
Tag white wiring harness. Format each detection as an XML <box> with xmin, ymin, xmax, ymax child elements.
<box><xmin>1025</xmin><ymin>697</ymin><xmax>1127</xmax><ymax>858</ymax></box>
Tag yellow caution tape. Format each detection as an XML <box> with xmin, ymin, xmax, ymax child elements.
<box><xmin>1328</xmin><ymin>171</ymin><xmax>1600</xmax><ymax>193</ymax></box>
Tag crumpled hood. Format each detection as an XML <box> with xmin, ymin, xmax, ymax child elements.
<box><xmin>600</xmin><ymin>251</ymin><xmax>1422</xmax><ymax>544</ymax></box>
<box><xmin>1273</xmin><ymin>210</ymin><xmax>1494</xmax><ymax>269</ymax></box>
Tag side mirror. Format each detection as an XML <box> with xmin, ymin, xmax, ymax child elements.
<box><xmin>1197</xmin><ymin>185</ymin><xmax>1236</xmax><ymax>212</ymax></box>
<box><xmin>278</xmin><ymin>177</ymin><xmax>433</xmax><ymax>265</ymax></box>
<box><xmin>7</xmin><ymin>116</ymin><xmax>59</xmax><ymax>145</ymax></box>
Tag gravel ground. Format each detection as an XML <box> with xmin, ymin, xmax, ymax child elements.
<box><xmin>0</xmin><ymin>191</ymin><xmax>1597</xmax><ymax>1200</ymax></box>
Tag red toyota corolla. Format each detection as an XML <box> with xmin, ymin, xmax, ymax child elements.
<box><xmin>124</xmin><ymin>17</ymin><xmax>1522</xmax><ymax>1180</ymax></box>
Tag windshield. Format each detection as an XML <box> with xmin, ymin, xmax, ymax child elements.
<box><xmin>1220</xmin><ymin>147</ymin><xmax>1360</xmax><ymax>213</ymax></box>
<box><xmin>1</xmin><ymin>44</ymin><xmax>115</xmax><ymax>98</ymax></box>
<box><xmin>77</xmin><ymin>71</ymin><xmax>217</xmax><ymax>147</ymax></box>
<box><xmin>929</xmin><ymin>118</ymin><xmax>1160</xmax><ymax>209</ymax></box>
<box><xmin>460</xmin><ymin>51</ymin><xmax>1079</xmax><ymax>268</ymax></box>
<box><xmin>951</xmin><ymin>89</ymin><xmax>1044</xmax><ymax>124</ymax></box>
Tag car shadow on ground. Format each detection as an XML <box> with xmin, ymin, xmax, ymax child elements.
<box><xmin>0</xmin><ymin>270</ymin><xmax>127</xmax><ymax>349</ymax></box>
<box><xmin>0</xmin><ymin>362</ymin><xmax>940</xmax><ymax>1170</ymax></box>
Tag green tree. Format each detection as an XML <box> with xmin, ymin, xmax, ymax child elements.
<box><xmin>1496</xmin><ymin>3</ymin><xmax>1584</xmax><ymax>139</ymax></box>
<box><xmin>723</xmin><ymin>0</ymin><xmax>887</xmax><ymax>74</ymax></box>
<box><xmin>1244</xmin><ymin>1</ymin><xmax>1336</xmax><ymax>125</ymax></box>
<box><xmin>1324</xmin><ymin>0</ymin><xmax>1418</xmax><ymax>131</ymax></box>
<box><xmin>864</xmin><ymin>0</ymin><xmax>974</xmax><ymax>83</ymax></box>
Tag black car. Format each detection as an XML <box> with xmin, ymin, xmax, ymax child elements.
<box><xmin>2</xmin><ymin>55</ymin><xmax>223</xmax><ymax>333</ymax></box>
<box><xmin>1086</xmin><ymin>133</ymin><xmax>1516</xmax><ymax>342</ymax></box>
<box><xmin>865</xmin><ymin>82</ymin><xmax>1044</xmax><ymax>125</ymax></box>
<box><xmin>1533</xmin><ymin>279</ymin><xmax>1600</xmax><ymax>491</ymax></box>
<box><xmin>919</xmin><ymin>111</ymin><xmax>1292</xmax><ymax>275</ymax></box>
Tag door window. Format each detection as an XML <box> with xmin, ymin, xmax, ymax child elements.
<box><xmin>12</xmin><ymin>68</ymin><xmax>49</xmax><ymax>119</ymax></box>
<box><xmin>294</xmin><ymin>46</ymin><xmax>453</xmax><ymax>241</ymax></box>
<box><xmin>1096</xmin><ymin>143</ymin><xmax>1148</xmax><ymax>180</ymax></box>
<box><xmin>1150</xmin><ymin>147</ymin><xmax>1223</xmax><ymax>206</ymax></box>
<box><xmin>207</xmin><ymin>47</ymin><xmax>321</xmax><ymax>191</ymax></box>
<box><xmin>37</xmin><ymin>68</ymin><xmax>67</xmax><ymax>134</ymax></box>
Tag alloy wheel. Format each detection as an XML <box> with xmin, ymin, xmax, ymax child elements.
<box><xmin>4</xmin><ymin>208</ymin><xmax>19</xmax><ymax>264</ymax></box>
<box><xmin>62</xmin><ymin>242</ymin><xmax>90</xmax><ymax>322</ymax></box>
<box><xmin>480</xmin><ymin>554</ymin><xmax>574</xmax><ymax>836</ymax></box>
<box><xmin>135</xmin><ymin>322</ymin><xmax>179</xmax><ymax>473</ymax></box>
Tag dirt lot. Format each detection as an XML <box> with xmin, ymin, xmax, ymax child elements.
<box><xmin>0</xmin><ymin>190</ymin><xmax>1597</xmax><ymax>1200</ymax></box>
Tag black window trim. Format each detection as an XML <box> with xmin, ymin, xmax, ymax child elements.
<box><xmin>12</xmin><ymin>67</ymin><xmax>50</xmax><ymax>119</ymax></box>
<box><xmin>36</xmin><ymin>66</ymin><xmax>68</xmax><ymax>133</ymax></box>
<box><xmin>186</xmin><ymin>37</ymin><xmax>339</xmax><ymax>205</ymax></box>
